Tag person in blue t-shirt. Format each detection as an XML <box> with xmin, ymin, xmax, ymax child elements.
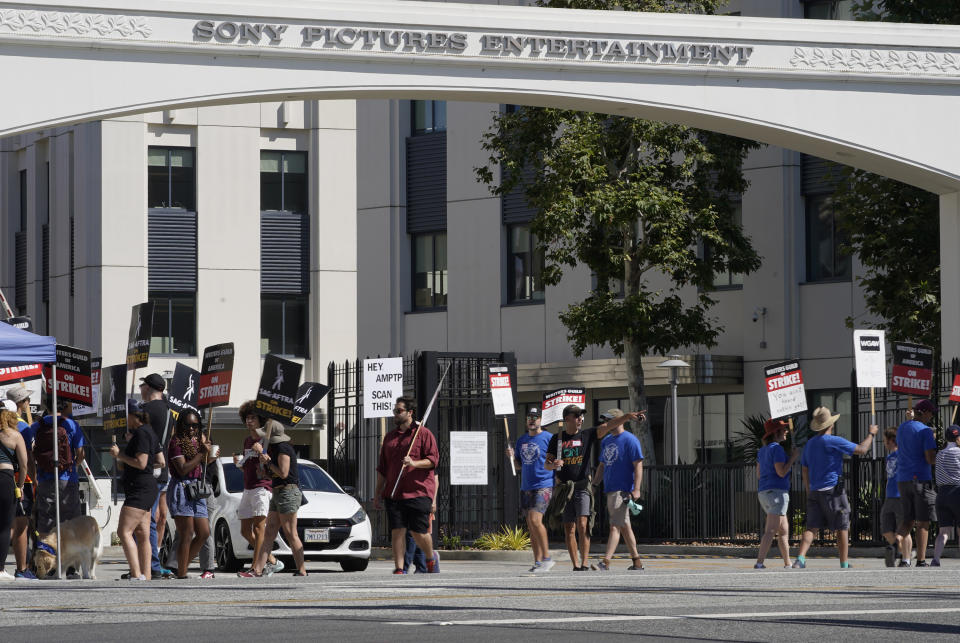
<box><xmin>754</xmin><ymin>418</ymin><xmax>800</xmax><ymax>569</ymax></box>
<box><xmin>507</xmin><ymin>406</ymin><xmax>555</xmax><ymax>573</ymax></box>
<box><xmin>594</xmin><ymin>409</ymin><xmax>646</xmax><ymax>572</ymax></box>
<box><xmin>32</xmin><ymin>398</ymin><xmax>85</xmax><ymax>540</ymax></box>
<box><xmin>895</xmin><ymin>399</ymin><xmax>938</xmax><ymax>567</ymax></box>
<box><xmin>880</xmin><ymin>426</ymin><xmax>909</xmax><ymax>567</ymax></box>
<box><xmin>793</xmin><ymin>406</ymin><xmax>877</xmax><ymax>569</ymax></box>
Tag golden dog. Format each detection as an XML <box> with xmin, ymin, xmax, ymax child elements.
<box><xmin>33</xmin><ymin>515</ymin><xmax>103</xmax><ymax>580</ymax></box>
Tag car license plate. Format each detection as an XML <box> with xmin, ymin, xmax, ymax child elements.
<box><xmin>305</xmin><ymin>528</ymin><xmax>330</xmax><ymax>543</ymax></box>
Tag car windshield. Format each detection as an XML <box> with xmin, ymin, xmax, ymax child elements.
<box><xmin>220</xmin><ymin>461</ymin><xmax>342</xmax><ymax>494</ymax></box>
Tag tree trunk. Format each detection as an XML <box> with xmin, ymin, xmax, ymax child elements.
<box><xmin>625</xmin><ymin>337</ymin><xmax>655</xmax><ymax>466</ymax></box>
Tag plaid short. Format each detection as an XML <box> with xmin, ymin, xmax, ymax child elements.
<box><xmin>520</xmin><ymin>487</ymin><xmax>552</xmax><ymax>514</ymax></box>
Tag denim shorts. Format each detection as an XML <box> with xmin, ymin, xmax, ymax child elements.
<box><xmin>757</xmin><ymin>489</ymin><xmax>790</xmax><ymax>516</ymax></box>
<box><xmin>167</xmin><ymin>479</ymin><xmax>208</xmax><ymax>519</ymax></box>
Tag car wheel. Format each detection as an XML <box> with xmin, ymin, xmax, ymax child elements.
<box><xmin>215</xmin><ymin>520</ymin><xmax>243</xmax><ymax>572</ymax></box>
<box><xmin>159</xmin><ymin>527</ymin><xmax>173</xmax><ymax>569</ymax></box>
<box><xmin>340</xmin><ymin>557</ymin><xmax>369</xmax><ymax>572</ymax></box>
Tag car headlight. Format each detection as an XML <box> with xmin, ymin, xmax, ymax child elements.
<box><xmin>348</xmin><ymin>508</ymin><xmax>367</xmax><ymax>525</ymax></box>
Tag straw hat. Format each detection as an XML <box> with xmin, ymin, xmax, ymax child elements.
<box><xmin>810</xmin><ymin>406</ymin><xmax>840</xmax><ymax>432</ymax></box>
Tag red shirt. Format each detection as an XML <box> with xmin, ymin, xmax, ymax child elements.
<box><xmin>376</xmin><ymin>422</ymin><xmax>438</xmax><ymax>500</ymax></box>
<box><xmin>242</xmin><ymin>436</ymin><xmax>272</xmax><ymax>491</ymax></box>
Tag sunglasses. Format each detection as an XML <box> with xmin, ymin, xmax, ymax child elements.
<box><xmin>393</xmin><ymin>408</ymin><xmax>408</xmax><ymax>414</ymax></box>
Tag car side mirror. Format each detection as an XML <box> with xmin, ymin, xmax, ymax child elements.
<box><xmin>343</xmin><ymin>485</ymin><xmax>356</xmax><ymax>496</ymax></box>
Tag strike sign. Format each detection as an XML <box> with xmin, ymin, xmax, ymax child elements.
<box><xmin>891</xmin><ymin>342</ymin><xmax>934</xmax><ymax>396</ymax></box>
<box><xmin>541</xmin><ymin>387</ymin><xmax>585</xmax><ymax>426</ymax></box>
<box><xmin>853</xmin><ymin>330</ymin><xmax>886</xmax><ymax>389</ymax></box>
<box><xmin>46</xmin><ymin>345</ymin><xmax>93</xmax><ymax>406</ymax></box>
<box><xmin>256</xmin><ymin>354</ymin><xmax>303</xmax><ymax>424</ymax></box>
<box><xmin>363</xmin><ymin>357</ymin><xmax>403</xmax><ymax>418</ymax></box>
<box><xmin>100</xmin><ymin>364</ymin><xmax>127</xmax><ymax>433</ymax></box>
<box><xmin>72</xmin><ymin>357</ymin><xmax>102</xmax><ymax>418</ymax></box>
<box><xmin>0</xmin><ymin>363</ymin><xmax>43</xmax><ymax>411</ymax></box>
<box><xmin>126</xmin><ymin>302</ymin><xmax>154</xmax><ymax>370</ymax></box>
<box><xmin>764</xmin><ymin>361</ymin><xmax>807</xmax><ymax>420</ymax></box>
<box><xmin>488</xmin><ymin>365</ymin><xmax>515</xmax><ymax>417</ymax></box>
<box><xmin>197</xmin><ymin>343</ymin><xmax>235</xmax><ymax>409</ymax></box>
<box><xmin>291</xmin><ymin>382</ymin><xmax>332</xmax><ymax>425</ymax></box>
<box><xmin>168</xmin><ymin>362</ymin><xmax>201</xmax><ymax>416</ymax></box>
<box><xmin>950</xmin><ymin>375</ymin><xmax>960</xmax><ymax>403</ymax></box>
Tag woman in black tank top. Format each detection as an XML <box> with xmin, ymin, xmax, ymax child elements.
<box><xmin>0</xmin><ymin>407</ymin><xmax>29</xmax><ymax>580</ymax></box>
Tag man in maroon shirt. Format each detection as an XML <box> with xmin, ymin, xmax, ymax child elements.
<box><xmin>374</xmin><ymin>396</ymin><xmax>440</xmax><ymax>574</ymax></box>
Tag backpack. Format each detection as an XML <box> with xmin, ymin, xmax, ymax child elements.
<box><xmin>34</xmin><ymin>417</ymin><xmax>74</xmax><ymax>474</ymax></box>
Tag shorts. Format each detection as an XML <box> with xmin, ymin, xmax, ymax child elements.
<box><xmin>805</xmin><ymin>487</ymin><xmax>850</xmax><ymax>531</ymax></box>
<box><xmin>520</xmin><ymin>487</ymin><xmax>552</xmax><ymax>514</ymax></box>
<box><xmin>238</xmin><ymin>486</ymin><xmax>272</xmax><ymax>519</ymax></box>
<box><xmin>758</xmin><ymin>489</ymin><xmax>790</xmax><ymax>516</ymax></box>
<box><xmin>35</xmin><ymin>478</ymin><xmax>80</xmax><ymax>534</ymax></box>
<box><xmin>935</xmin><ymin>485</ymin><xmax>960</xmax><ymax>528</ymax></box>
<box><xmin>166</xmin><ymin>479</ymin><xmax>208</xmax><ymax>519</ymax></box>
<box><xmin>898</xmin><ymin>480</ymin><xmax>937</xmax><ymax>523</ymax></box>
<box><xmin>123</xmin><ymin>481</ymin><xmax>159</xmax><ymax>512</ymax></box>
<box><xmin>269</xmin><ymin>485</ymin><xmax>302</xmax><ymax>515</ymax></box>
<box><xmin>385</xmin><ymin>496</ymin><xmax>432</xmax><ymax>534</ymax></box>
<box><xmin>606</xmin><ymin>492</ymin><xmax>631</xmax><ymax>526</ymax></box>
<box><xmin>561</xmin><ymin>488</ymin><xmax>591</xmax><ymax>523</ymax></box>
<box><xmin>880</xmin><ymin>497</ymin><xmax>904</xmax><ymax>534</ymax></box>
<box><xmin>15</xmin><ymin>482</ymin><xmax>34</xmax><ymax>518</ymax></box>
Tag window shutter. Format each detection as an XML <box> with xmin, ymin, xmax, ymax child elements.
<box><xmin>502</xmin><ymin>165</ymin><xmax>537</xmax><ymax>225</ymax></box>
<box><xmin>801</xmin><ymin>154</ymin><xmax>844</xmax><ymax>195</ymax></box>
<box><xmin>14</xmin><ymin>231</ymin><xmax>26</xmax><ymax>311</ymax></box>
<box><xmin>406</xmin><ymin>132</ymin><xmax>447</xmax><ymax>233</ymax></box>
<box><xmin>148</xmin><ymin>210</ymin><xmax>197</xmax><ymax>290</ymax></box>
<box><xmin>41</xmin><ymin>224</ymin><xmax>49</xmax><ymax>302</ymax></box>
<box><xmin>261</xmin><ymin>213</ymin><xmax>309</xmax><ymax>294</ymax></box>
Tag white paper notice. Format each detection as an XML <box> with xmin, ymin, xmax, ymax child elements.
<box><xmin>450</xmin><ymin>432</ymin><xmax>488</xmax><ymax>486</ymax></box>
<box><xmin>853</xmin><ymin>330</ymin><xmax>887</xmax><ymax>389</ymax></box>
<box><xmin>363</xmin><ymin>357</ymin><xmax>404</xmax><ymax>419</ymax></box>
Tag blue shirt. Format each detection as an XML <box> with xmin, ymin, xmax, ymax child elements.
<box><xmin>757</xmin><ymin>442</ymin><xmax>790</xmax><ymax>492</ymax></box>
<box><xmin>16</xmin><ymin>418</ymin><xmax>33</xmax><ymax>451</ymax></box>
<box><xmin>801</xmin><ymin>433</ymin><xmax>856</xmax><ymax>490</ymax></box>
<box><xmin>896</xmin><ymin>420</ymin><xmax>936</xmax><ymax>482</ymax></box>
<box><xmin>885</xmin><ymin>450</ymin><xmax>900</xmax><ymax>498</ymax></box>
<box><xmin>33</xmin><ymin>415</ymin><xmax>84</xmax><ymax>483</ymax></box>
<box><xmin>515</xmin><ymin>431</ymin><xmax>553</xmax><ymax>491</ymax></box>
<box><xmin>599</xmin><ymin>431</ymin><xmax>644</xmax><ymax>493</ymax></box>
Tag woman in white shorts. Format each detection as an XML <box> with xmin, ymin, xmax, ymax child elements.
<box><xmin>755</xmin><ymin>418</ymin><xmax>800</xmax><ymax>569</ymax></box>
<box><xmin>234</xmin><ymin>401</ymin><xmax>282</xmax><ymax>575</ymax></box>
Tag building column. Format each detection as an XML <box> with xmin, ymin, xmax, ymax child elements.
<box><xmin>940</xmin><ymin>192</ymin><xmax>960</xmax><ymax>361</ymax></box>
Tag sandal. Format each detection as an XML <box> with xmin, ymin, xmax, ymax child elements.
<box><xmin>627</xmin><ymin>557</ymin><xmax>644</xmax><ymax>571</ymax></box>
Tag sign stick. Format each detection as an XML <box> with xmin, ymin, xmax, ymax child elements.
<box><xmin>870</xmin><ymin>388</ymin><xmax>877</xmax><ymax>457</ymax></box>
<box><xmin>952</xmin><ymin>405</ymin><xmax>958</xmax><ymax>424</ymax></box>
<box><xmin>380</xmin><ymin>417</ymin><xmax>386</xmax><ymax>446</ymax></box>
<box><xmin>503</xmin><ymin>418</ymin><xmax>516</xmax><ymax>477</ymax></box>
<box><xmin>391</xmin><ymin>362</ymin><xmax>452</xmax><ymax>499</ymax></box>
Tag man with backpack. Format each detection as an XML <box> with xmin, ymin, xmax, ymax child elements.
<box><xmin>32</xmin><ymin>398</ymin><xmax>85</xmax><ymax>540</ymax></box>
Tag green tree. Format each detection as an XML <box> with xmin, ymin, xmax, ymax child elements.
<box><xmin>831</xmin><ymin>0</ymin><xmax>957</xmax><ymax>349</ymax></box>
<box><xmin>476</xmin><ymin>0</ymin><xmax>761</xmax><ymax>464</ymax></box>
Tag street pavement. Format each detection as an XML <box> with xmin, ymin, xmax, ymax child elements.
<box><xmin>2</xmin><ymin>552</ymin><xmax>960</xmax><ymax>641</ymax></box>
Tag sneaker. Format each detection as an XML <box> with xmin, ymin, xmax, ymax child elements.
<box><xmin>916</xmin><ymin>560</ymin><xmax>929</xmax><ymax>567</ymax></box>
<box><xmin>130</xmin><ymin>575</ymin><xmax>147</xmax><ymax>581</ymax></box>
<box><xmin>156</xmin><ymin>567</ymin><xmax>174</xmax><ymax>579</ymax></box>
<box><xmin>120</xmin><ymin>572</ymin><xmax>132</xmax><ymax>580</ymax></box>
<box><xmin>884</xmin><ymin>545</ymin><xmax>897</xmax><ymax>568</ymax></box>
<box><xmin>539</xmin><ymin>558</ymin><xmax>555</xmax><ymax>573</ymax></box>
<box><xmin>426</xmin><ymin>552</ymin><xmax>440</xmax><ymax>574</ymax></box>
<box><xmin>293</xmin><ymin>571</ymin><xmax>308</xmax><ymax>577</ymax></box>
<box><xmin>392</xmin><ymin>568</ymin><xmax>407</xmax><ymax>575</ymax></box>
<box><xmin>572</xmin><ymin>566</ymin><xmax>587</xmax><ymax>571</ymax></box>
<box><xmin>931</xmin><ymin>559</ymin><xmax>941</xmax><ymax>567</ymax></box>
<box><xmin>0</xmin><ymin>571</ymin><xmax>14</xmax><ymax>582</ymax></box>
<box><xmin>597</xmin><ymin>560</ymin><xmax>610</xmax><ymax>571</ymax></box>
<box><xmin>272</xmin><ymin>558</ymin><xmax>285</xmax><ymax>574</ymax></box>
<box><xmin>528</xmin><ymin>562</ymin><xmax>542</xmax><ymax>573</ymax></box>
<box><xmin>263</xmin><ymin>562</ymin><xmax>277</xmax><ymax>577</ymax></box>
<box><xmin>199</xmin><ymin>570</ymin><xmax>215</xmax><ymax>579</ymax></box>
<box><xmin>626</xmin><ymin>564</ymin><xmax>644</xmax><ymax>571</ymax></box>
<box><xmin>14</xmin><ymin>569</ymin><xmax>38</xmax><ymax>580</ymax></box>
<box><xmin>754</xmin><ymin>562</ymin><xmax>766</xmax><ymax>569</ymax></box>
<box><xmin>898</xmin><ymin>560</ymin><xmax>911</xmax><ymax>567</ymax></box>
<box><xmin>236</xmin><ymin>570</ymin><xmax>260</xmax><ymax>578</ymax></box>
<box><xmin>840</xmin><ymin>562</ymin><xmax>852</xmax><ymax>569</ymax></box>
<box><xmin>791</xmin><ymin>556</ymin><xmax>806</xmax><ymax>569</ymax></box>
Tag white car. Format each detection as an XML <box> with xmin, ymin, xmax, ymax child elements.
<box><xmin>160</xmin><ymin>457</ymin><xmax>371</xmax><ymax>573</ymax></box>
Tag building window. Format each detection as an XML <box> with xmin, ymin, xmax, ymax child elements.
<box><xmin>412</xmin><ymin>232</ymin><xmax>447</xmax><ymax>309</ymax></box>
<box><xmin>148</xmin><ymin>147</ymin><xmax>195</xmax><ymax>210</ymax></box>
<box><xmin>411</xmin><ymin>100</ymin><xmax>446</xmax><ymax>135</ymax></box>
<box><xmin>805</xmin><ymin>195</ymin><xmax>851</xmax><ymax>282</ymax></box>
<box><xmin>807</xmin><ymin>389</ymin><xmax>853</xmax><ymax>441</ymax></box>
<box><xmin>704</xmin><ymin>202</ymin><xmax>745</xmax><ymax>289</ymax></box>
<box><xmin>261</xmin><ymin>294</ymin><xmax>308</xmax><ymax>357</ymax></box>
<box><xmin>507</xmin><ymin>224</ymin><xmax>545</xmax><ymax>303</ymax></box>
<box><xmin>260</xmin><ymin>151</ymin><xmax>307</xmax><ymax>214</ymax></box>
<box><xmin>803</xmin><ymin>0</ymin><xmax>853</xmax><ymax>20</ymax></box>
<box><xmin>149</xmin><ymin>292</ymin><xmax>196</xmax><ymax>356</ymax></box>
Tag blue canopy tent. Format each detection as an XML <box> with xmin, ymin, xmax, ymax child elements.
<box><xmin>0</xmin><ymin>320</ymin><xmax>64</xmax><ymax>576</ymax></box>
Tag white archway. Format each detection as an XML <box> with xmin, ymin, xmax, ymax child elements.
<box><xmin>3</xmin><ymin>0</ymin><xmax>960</xmax><ymax>351</ymax></box>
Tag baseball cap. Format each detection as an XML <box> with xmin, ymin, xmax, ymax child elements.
<box><xmin>562</xmin><ymin>404</ymin><xmax>583</xmax><ymax>419</ymax></box>
<box><xmin>139</xmin><ymin>373</ymin><xmax>166</xmax><ymax>392</ymax></box>
<box><xmin>914</xmin><ymin>399</ymin><xmax>936</xmax><ymax>415</ymax></box>
<box><xmin>599</xmin><ymin>408</ymin><xmax>623</xmax><ymax>422</ymax></box>
<box><xmin>1</xmin><ymin>399</ymin><xmax>17</xmax><ymax>413</ymax></box>
<box><xmin>947</xmin><ymin>425</ymin><xmax>960</xmax><ymax>441</ymax></box>
<box><xmin>525</xmin><ymin>406</ymin><xmax>541</xmax><ymax>417</ymax></box>
<box><xmin>6</xmin><ymin>387</ymin><xmax>30</xmax><ymax>404</ymax></box>
<box><xmin>127</xmin><ymin>398</ymin><xmax>143</xmax><ymax>415</ymax></box>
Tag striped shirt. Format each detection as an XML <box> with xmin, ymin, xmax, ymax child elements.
<box><xmin>935</xmin><ymin>444</ymin><xmax>960</xmax><ymax>486</ymax></box>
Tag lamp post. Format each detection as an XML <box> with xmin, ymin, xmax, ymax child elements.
<box><xmin>658</xmin><ymin>356</ymin><xmax>690</xmax><ymax>465</ymax></box>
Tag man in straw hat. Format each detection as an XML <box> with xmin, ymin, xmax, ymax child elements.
<box><xmin>895</xmin><ymin>399</ymin><xmax>938</xmax><ymax>566</ymax></box>
<box><xmin>793</xmin><ymin>406</ymin><xmax>877</xmax><ymax>569</ymax></box>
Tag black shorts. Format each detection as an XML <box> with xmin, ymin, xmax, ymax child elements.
<box><xmin>935</xmin><ymin>485</ymin><xmax>960</xmax><ymax>528</ymax></box>
<box><xmin>123</xmin><ymin>481</ymin><xmax>159</xmax><ymax>512</ymax></box>
<box><xmin>15</xmin><ymin>482</ymin><xmax>34</xmax><ymax>518</ymax></box>
<box><xmin>880</xmin><ymin>498</ymin><xmax>903</xmax><ymax>534</ymax></box>
<box><xmin>385</xmin><ymin>496</ymin><xmax>432</xmax><ymax>534</ymax></box>
<box><xmin>806</xmin><ymin>488</ymin><xmax>850</xmax><ymax>531</ymax></box>
<box><xmin>898</xmin><ymin>480</ymin><xmax>937</xmax><ymax>523</ymax></box>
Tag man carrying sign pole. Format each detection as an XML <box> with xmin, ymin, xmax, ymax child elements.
<box><xmin>373</xmin><ymin>396</ymin><xmax>440</xmax><ymax>575</ymax></box>
<box><xmin>506</xmin><ymin>406</ymin><xmax>554</xmax><ymax>573</ymax></box>
<box><xmin>895</xmin><ymin>398</ymin><xmax>938</xmax><ymax>567</ymax></box>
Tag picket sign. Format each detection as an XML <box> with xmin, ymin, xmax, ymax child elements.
<box><xmin>950</xmin><ymin>375</ymin><xmax>960</xmax><ymax>423</ymax></box>
<box><xmin>488</xmin><ymin>365</ymin><xmax>516</xmax><ymax>477</ymax></box>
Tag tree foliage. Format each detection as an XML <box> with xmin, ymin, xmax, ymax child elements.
<box><xmin>477</xmin><ymin>0</ymin><xmax>762</xmax><ymax>463</ymax></box>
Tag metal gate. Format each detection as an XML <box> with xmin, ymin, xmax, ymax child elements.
<box><xmin>327</xmin><ymin>351</ymin><xmax>519</xmax><ymax>546</ymax></box>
